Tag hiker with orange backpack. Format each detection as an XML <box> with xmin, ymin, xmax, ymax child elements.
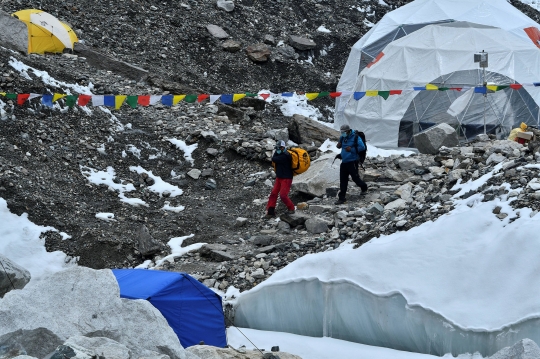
<box><xmin>265</xmin><ymin>140</ymin><xmax>296</xmax><ymax>218</ymax></box>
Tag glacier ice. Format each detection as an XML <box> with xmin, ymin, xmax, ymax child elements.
<box><xmin>234</xmin><ymin>193</ymin><xmax>540</xmax><ymax>357</ymax></box>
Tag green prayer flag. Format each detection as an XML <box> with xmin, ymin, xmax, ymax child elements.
<box><xmin>245</xmin><ymin>93</ymin><xmax>258</xmax><ymax>97</ymax></box>
<box><xmin>438</xmin><ymin>87</ymin><xmax>449</xmax><ymax>91</ymax></box>
<box><xmin>66</xmin><ymin>95</ymin><xmax>78</xmax><ymax>108</ymax></box>
<box><xmin>126</xmin><ymin>96</ymin><xmax>138</xmax><ymax>109</ymax></box>
<box><xmin>496</xmin><ymin>86</ymin><xmax>509</xmax><ymax>91</ymax></box>
<box><xmin>6</xmin><ymin>93</ymin><xmax>16</xmax><ymax>100</ymax></box>
<box><xmin>318</xmin><ymin>91</ymin><xmax>330</xmax><ymax>98</ymax></box>
<box><xmin>184</xmin><ymin>95</ymin><xmax>197</xmax><ymax>103</ymax></box>
<box><xmin>378</xmin><ymin>91</ymin><xmax>390</xmax><ymax>100</ymax></box>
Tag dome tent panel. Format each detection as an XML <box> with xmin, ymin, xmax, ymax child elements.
<box><xmin>337</xmin><ymin>0</ymin><xmax>540</xmax><ymax>116</ymax></box>
<box><xmin>112</xmin><ymin>269</ymin><xmax>227</xmax><ymax>348</ymax></box>
<box><xmin>397</xmin><ymin>70</ymin><xmax>540</xmax><ymax>147</ymax></box>
<box><xmin>12</xmin><ymin>9</ymin><xmax>78</xmax><ymax>54</ymax></box>
<box><xmin>339</xmin><ymin>22</ymin><xmax>540</xmax><ymax>148</ymax></box>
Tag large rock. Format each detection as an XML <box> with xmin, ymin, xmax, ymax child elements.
<box><xmin>305</xmin><ymin>217</ymin><xmax>329</xmax><ymax>234</ymax></box>
<box><xmin>397</xmin><ymin>158</ymin><xmax>422</xmax><ymax>171</ymax></box>
<box><xmin>288</xmin><ymin>35</ymin><xmax>317</xmax><ymax>50</ymax></box>
<box><xmin>216</xmin><ymin>0</ymin><xmax>234</xmax><ymax>12</ymax></box>
<box><xmin>73</xmin><ymin>43</ymin><xmax>148</xmax><ymax>81</ymax></box>
<box><xmin>413</xmin><ymin>123</ymin><xmax>459</xmax><ymax>154</ymax></box>
<box><xmin>292</xmin><ymin>153</ymin><xmax>340</xmax><ymax>197</ymax></box>
<box><xmin>0</xmin><ymin>11</ymin><xmax>28</xmax><ymax>53</ymax></box>
<box><xmin>0</xmin><ymin>328</ymin><xmax>62</xmax><ymax>359</ymax></box>
<box><xmin>56</xmin><ymin>336</ymin><xmax>131</xmax><ymax>359</ymax></box>
<box><xmin>187</xmin><ymin>345</ymin><xmax>302</xmax><ymax>359</ymax></box>
<box><xmin>279</xmin><ymin>212</ymin><xmax>310</xmax><ymax>228</ymax></box>
<box><xmin>137</xmin><ymin>225</ymin><xmax>163</xmax><ymax>257</ymax></box>
<box><xmin>0</xmin><ymin>266</ymin><xmax>191</xmax><ymax>359</ymax></box>
<box><xmin>488</xmin><ymin>339</ymin><xmax>540</xmax><ymax>359</ymax></box>
<box><xmin>0</xmin><ymin>254</ymin><xmax>31</xmax><ymax>298</ymax></box>
<box><xmin>206</xmin><ymin>25</ymin><xmax>229</xmax><ymax>39</ymax></box>
<box><xmin>246</xmin><ymin>43</ymin><xmax>271</xmax><ymax>62</ymax></box>
<box><xmin>288</xmin><ymin>114</ymin><xmax>339</xmax><ymax>146</ymax></box>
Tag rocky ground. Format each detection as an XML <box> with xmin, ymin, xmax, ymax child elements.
<box><xmin>1</xmin><ymin>0</ymin><xmax>540</xmax><ymax>297</ymax></box>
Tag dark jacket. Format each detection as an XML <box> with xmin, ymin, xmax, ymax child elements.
<box><xmin>272</xmin><ymin>151</ymin><xmax>293</xmax><ymax>179</ymax></box>
<box><xmin>340</xmin><ymin>130</ymin><xmax>365</xmax><ymax>164</ymax></box>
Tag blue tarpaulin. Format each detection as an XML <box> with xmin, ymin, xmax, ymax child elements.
<box><xmin>112</xmin><ymin>269</ymin><xmax>227</xmax><ymax>348</ymax></box>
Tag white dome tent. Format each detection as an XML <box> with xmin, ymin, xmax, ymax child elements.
<box><xmin>336</xmin><ymin>22</ymin><xmax>540</xmax><ymax>148</ymax></box>
<box><xmin>337</xmin><ymin>0</ymin><xmax>540</xmax><ymax>99</ymax></box>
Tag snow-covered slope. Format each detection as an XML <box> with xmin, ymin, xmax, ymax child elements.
<box><xmin>234</xmin><ymin>165</ymin><xmax>540</xmax><ymax>357</ymax></box>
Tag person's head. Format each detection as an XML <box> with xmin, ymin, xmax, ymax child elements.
<box><xmin>521</xmin><ymin>122</ymin><xmax>528</xmax><ymax>131</ymax></box>
<box><xmin>275</xmin><ymin>140</ymin><xmax>286</xmax><ymax>154</ymax></box>
<box><xmin>340</xmin><ymin>124</ymin><xmax>352</xmax><ymax>137</ymax></box>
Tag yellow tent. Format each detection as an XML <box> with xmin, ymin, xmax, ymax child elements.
<box><xmin>12</xmin><ymin>9</ymin><xmax>78</xmax><ymax>54</ymax></box>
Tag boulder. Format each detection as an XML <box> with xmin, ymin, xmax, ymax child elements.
<box><xmin>187</xmin><ymin>345</ymin><xmax>302</xmax><ymax>359</ymax></box>
<box><xmin>264</xmin><ymin>128</ymin><xmax>289</xmax><ymax>142</ymax></box>
<box><xmin>0</xmin><ymin>11</ymin><xmax>28</xmax><ymax>53</ymax></box>
<box><xmin>222</xmin><ymin>39</ymin><xmax>241</xmax><ymax>52</ymax></box>
<box><xmin>397</xmin><ymin>158</ymin><xmax>422</xmax><ymax>171</ymax></box>
<box><xmin>73</xmin><ymin>43</ymin><xmax>149</xmax><ymax>81</ymax></box>
<box><xmin>305</xmin><ymin>217</ymin><xmax>329</xmax><ymax>234</ymax></box>
<box><xmin>0</xmin><ymin>328</ymin><xmax>62</xmax><ymax>359</ymax></box>
<box><xmin>292</xmin><ymin>153</ymin><xmax>340</xmax><ymax>197</ymax></box>
<box><xmin>0</xmin><ymin>254</ymin><xmax>31</xmax><ymax>297</ymax></box>
<box><xmin>55</xmin><ymin>336</ymin><xmax>131</xmax><ymax>359</ymax></box>
<box><xmin>394</xmin><ymin>182</ymin><xmax>413</xmax><ymax>201</ymax></box>
<box><xmin>246</xmin><ymin>43</ymin><xmax>271</xmax><ymax>62</ymax></box>
<box><xmin>488</xmin><ymin>339</ymin><xmax>540</xmax><ymax>359</ymax></box>
<box><xmin>206</xmin><ymin>25</ymin><xmax>229</xmax><ymax>39</ymax></box>
<box><xmin>251</xmin><ymin>235</ymin><xmax>274</xmax><ymax>246</ymax></box>
<box><xmin>279</xmin><ymin>212</ymin><xmax>310</xmax><ymax>227</ymax></box>
<box><xmin>263</xmin><ymin>34</ymin><xmax>276</xmax><ymax>45</ymax></box>
<box><xmin>137</xmin><ymin>225</ymin><xmax>163</xmax><ymax>257</ymax></box>
<box><xmin>288</xmin><ymin>35</ymin><xmax>317</xmax><ymax>50</ymax></box>
<box><xmin>216</xmin><ymin>0</ymin><xmax>234</xmax><ymax>12</ymax></box>
<box><xmin>288</xmin><ymin>114</ymin><xmax>339</xmax><ymax>146</ymax></box>
<box><xmin>413</xmin><ymin>123</ymin><xmax>459</xmax><ymax>154</ymax></box>
<box><xmin>0</xmin><ymin>267</ymin><xmax>190</xmax><ymax>359</ymax></box>
<box><xmin>486</xmin><ymin>153</ymin><xmax>506</xmax><ymax>165</ymax></box>
<box><xmin>384</xmin><ymin>199</ymin><xmax>407</xmax><ymax>211</ymax></box>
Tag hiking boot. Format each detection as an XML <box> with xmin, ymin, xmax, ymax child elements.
<box><xmin>264</xmin><ymin>214</ymin><xmax>276</xmax><ymax>219</ymax></box>
<box><xmin>360</xmin><ymin>188</ymin><xmax>368</xmax><ymax>195</ymax></box>
<box><xmin>334</xmin><ymin>198</ymin><xmax>347</xmax><ymax>205</ymax></box>
<box><xmin>287</xmin><ymin>209</ymin><xmax>295</xmax><ymax>214</ymax></box>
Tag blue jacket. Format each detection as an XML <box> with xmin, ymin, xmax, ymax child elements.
<box><xmin>340</xmin><ymin>130</ymin><xmax>365</xmax><ymax>163</ymax></box>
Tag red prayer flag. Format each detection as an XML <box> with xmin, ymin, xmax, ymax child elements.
<box><xmin>17</xmin><ymin>94</ymin><xmax>30</xmax><ymax>105</ymax></box>
<box><xmin>259</xmin><ymin>93</ymin><xmax>271</xmax><ymax>101</ymax></box>
<box><xmin>510</xmin><ymin>84</ymin><xmax>523</xmax><ymax>90</ymax></box>
<box><xmin>329</xmin><ymin>92</ymin><xmax>342</xmax><ymax>98</ymax></box>
<box><xmin>78</xmin><ymin>94</ymin><xmax>92</xmax><ymax>106</ymax></box>
<box><xmin>197</xmin><ymin>94</ymin><xmax>210</xmax><ymax>103</ymax></box>
<box><xmin>138</xmin><ymin>95</ymin><xmax>150</xmax><ymax>106</ymax></box>
<box><xmin>449</xmin><ymin>88</ymin><xmax>463</xmax><ymax>91</ymax></box>
<box><xmin>389</xmin><ymin>90</ymin><xmax>402</xmax><ymax>95</ymax></box>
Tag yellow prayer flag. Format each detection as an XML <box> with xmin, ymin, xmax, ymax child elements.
<box><xmin>487</xmin><ymin>85</ymin><xmax>498</xmax><ymax>92</ymax></box>
<box><xmin>425</xmin><ymin>84</ymin><xmax>438</xmax><ymax>90</ymax></box>
<box><xmin>53</xmin><ymin>93</ymin><xmax>66</xmax><ymax>102</ymax></box>
<box><xmin>0</xmin><ymin>93</ymin><xmax>5</xmax><ymax>96</ymax></box>
<box><xmin>115</xmin><ymin>95</ymin><xmax>127</xmax><ymax>110</ymax></box>
<box><xmin>366</xmin><ymin>91</ymin><xmax>378</xmax><ymax>97</ymax></box>
<box><xmin>305</xmin><ymin>93</ymin><xmax>319</xmax><ymax>100</ymax></box>
<box><xmin>233</xmin><ymin>94</ymin><xmax>246</xmax><ymax>102</ymax></box>
<box><xmin>173</xmin><ymin>95</ymin><xmax>186</xmax><ymax>105</ymax></box>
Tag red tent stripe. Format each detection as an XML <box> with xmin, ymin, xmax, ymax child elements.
<box><xmin>329</xmin><ymin>92</ymin><xmax>342</xmax><ymax>98</ymax></box>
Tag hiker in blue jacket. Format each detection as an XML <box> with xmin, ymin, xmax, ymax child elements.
<box><xmin>335</xmin><ymin>124</ymin><xmax>368</xmax><ymax>205</ymax></box>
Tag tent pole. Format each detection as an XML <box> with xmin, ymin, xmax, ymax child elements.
<box><xmin>483</xmin><ymin>67</ymin><xmax>487</xmax><ymax>135</ymax></box>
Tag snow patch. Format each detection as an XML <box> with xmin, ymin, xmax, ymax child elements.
<box><xmin>129</xmin><ymin>166</ymin><xmax>183</xmax><ymax>197</ymax></box>
<box><xmin>167</xmin><ymin>138</ymin><xmax>198</xmax><ymax>164</ymax></box>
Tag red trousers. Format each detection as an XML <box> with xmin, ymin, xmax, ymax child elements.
<box><xmin>266</xmin><ymin>178</ymin><xmax>294</xmax><ymax>211</ymax></box>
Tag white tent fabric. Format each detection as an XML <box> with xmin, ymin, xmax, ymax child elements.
<box><xmin>337</xmin><ymin>0</ymin><xmax>540</xmax><ymax>96</ymax></box>
<box><xmin>29</xmin><ymin>12</ymin><xmax>73</xmax><ymax>49</ymax></box>
<box><xmin>338</xmin><ymin>22</ymin><xmax>540</xmax><ymax>148</ymax></box>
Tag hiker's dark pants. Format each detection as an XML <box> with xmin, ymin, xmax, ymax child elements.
<box><xmin>339</xmin><ymin>161</ymin><xmax>367</xmax><ymax>200</ymax></box>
